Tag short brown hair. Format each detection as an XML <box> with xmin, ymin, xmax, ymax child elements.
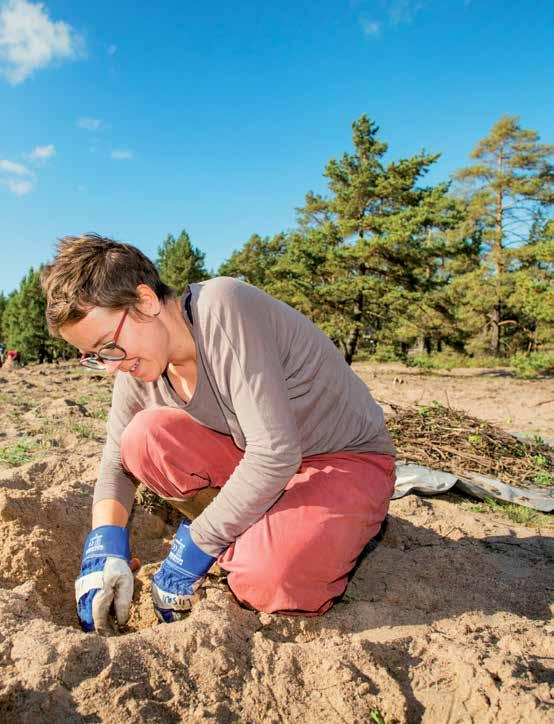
<box><xmin>41</xmin><ymin>233</ymin><xmax>174</xmax><ymax>336</ymax></box>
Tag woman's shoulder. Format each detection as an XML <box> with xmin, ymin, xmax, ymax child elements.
<box><xmin>193</xmin><ymin>277</ymin><xmax>268</xmax><ymax>317</ymax></box>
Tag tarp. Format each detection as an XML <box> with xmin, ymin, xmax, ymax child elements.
<box><xmin>394</xmin><ymin>463</ymin><xmax>554</xmax><ymax>513</ymax></box>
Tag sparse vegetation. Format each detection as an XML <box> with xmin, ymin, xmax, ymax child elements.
<box><xmin>0</xmin><ymin>437</ymin><xmax>44</xmax><ymax>466</ymax></box>
<box><xmin>469</xmin><ymin>498</ymin><xmax>553</xmax><ymax>528</ymax></box>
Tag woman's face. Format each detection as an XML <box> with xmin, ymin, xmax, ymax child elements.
<box><xmin>60</xmin><ymin>304</ymin><xmax>171</xmax><ymax>383</ymax></box>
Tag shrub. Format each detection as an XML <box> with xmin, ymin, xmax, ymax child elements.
<box><xmin>369</xmin><ymin>344</ymin><xmax>400</xmax><ymax>363</ymax></box>
<box><xmin>509</xmin><ymin>351</ymin><xmax>554</xmax><ymax>379</ymax></box>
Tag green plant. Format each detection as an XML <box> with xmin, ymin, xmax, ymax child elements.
<box><xmin>0</xmin><ymin>438</ymin><xmax>42</xmax><ymax>466</ymax></box>
<box><xmin>481</xmin><ymin>498</ymin><xmax>552</xmax><ymax>527</ymax></box>
<box><xmin>370</xmin><ymin>344</ymin><xmax>400</xmax><ymax>363</ymax></box>
<box><xmin>71</xmin><ymin>422</ymin><xmax>97</xmax><ymax>440</ymax></box>
<box><xmin>369</xmin><ymin>710</ymin><xmax>386</xmax><ymax>724</ymax></box>
<box><xmin>509</xmin><ymin>351</ymin><xmax>554</xmax><ymax>379</ymax></box>
<box><xmin>89</xmin><ymin>408</ymin><xmax>108</xmax><ymax>421</ymax></box>
<box><xmin>533</xmin><ymin>470</ymin><xmax>554</xmax><ymax>487</ymax></box>
<box><xmin>406</xmin><ymin>354</ymin><xmax>439</xmax><ymax>370</ymax></box>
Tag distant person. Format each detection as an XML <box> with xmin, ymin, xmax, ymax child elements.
<box><xmin>5</xmin><ymin>349</ymin><xmax>20</xmax><ymax>367</ymax></box>
<box><xmin>0</xmin><ymin>342</ymin><xmax>5</xmax><ymax>365</ymax></box>
<box><xmin>41</xmin><ymin>234</ymin><xmax>396</xmax><ymax>633</ymax></box>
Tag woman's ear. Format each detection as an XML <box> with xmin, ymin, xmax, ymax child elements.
<box><xmin>135</xmin><ymin>284</ymin><xmax>161</xmax><ymax>317</ymax></box>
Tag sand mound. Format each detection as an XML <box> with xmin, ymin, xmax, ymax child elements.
<box><xmin>0</xmin><ymin>362</ymin><xmax>552</xmax><ymax>722</ymax></box>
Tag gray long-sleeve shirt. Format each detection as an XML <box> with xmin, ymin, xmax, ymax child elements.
<box><xmin>94</xmin><ymin>277</ymin><xmax>395</xmax><ymax>555</ymax></box>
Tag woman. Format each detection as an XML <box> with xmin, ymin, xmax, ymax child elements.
<box><xmin>41</xmin><ymin>233</ymin><xmax>396</xmax><ymax>633</ymax></box>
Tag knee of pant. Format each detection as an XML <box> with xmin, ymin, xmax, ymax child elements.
<box><xmin>230</xmin><ymin>549</ymin><xmax>292</xmax><ymax>600</ymax></box>
<box><xmin>120</xmin><ymin>408</ymin><xmax>177</xmax><ymax>479</ymax></box>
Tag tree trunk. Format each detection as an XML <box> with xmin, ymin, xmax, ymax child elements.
<box><xmin>344</xmin><ymin>261</ymin><xmax>367</xmax><ymax>365</ymax></box>
<box><xmin>344</xmin><ymin>291</ymin><xmax>363</xmax><ymax>365</ymax></box>
<box><xmin>489</xmin><ymin>305</ymin><xmax>501</xmax><ymax>355</ymax></box>
<box><xmin>490</xmin><ymin>154</ymin><xmax>504</xmax><ymax>356</ymax></box>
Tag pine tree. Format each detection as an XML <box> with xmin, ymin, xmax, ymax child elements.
<box><xmin>218</xmin><ymin>233</ymin><xmax>287</xmax><ymax>287</ymax></box>
<box><xmin>506</xmin><ymin>214</ymin><xmax>554</xmax><ymax>351</ymax></box>
<box><xmin>156</xmin><ymin>229</ymin><xmax>209</xmax><ymax>294</ymax></box>
<box><xmin>453</xmin><ymin>114</ymin><xmax>554</xmax><ymax>354</ymax></box>
<box><xmin>3</xmin><ymin>268</ymin><xmax>74</xmax><ymax>363</ymax></box>
<box><xmin>294</xmin><ymin>115</ymin><xmax>462</xmax><ymax>363</ymax></box>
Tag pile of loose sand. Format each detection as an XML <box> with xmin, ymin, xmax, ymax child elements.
<box><xmin>0</xmin><ymin>363</ymin><xmax>552</xmax><ymax>722</ymax></box>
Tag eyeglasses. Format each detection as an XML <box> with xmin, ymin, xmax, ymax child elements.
<box><xmin>80</xmin><ymin>309</ymin><xmax>129</xmax><ymax>371</ymax></box>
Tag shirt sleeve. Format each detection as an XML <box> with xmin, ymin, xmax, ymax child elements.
<box><xmin>92</xmin><ymin>372</ymin><xmax>144</xmax><ymax>513</ymax></box>
<box><xmin>190</xmin><ymin>281</ymin><xmax>302</xmax><ymax>556</ymax></box>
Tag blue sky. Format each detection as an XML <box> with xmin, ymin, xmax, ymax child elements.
<box><xmin>1</xmin><ymin>0</ymin><xmax>553</xmax><ymax>294</ymax></box>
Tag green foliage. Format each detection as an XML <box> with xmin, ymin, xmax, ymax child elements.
<box><xmin>0</xmin><ymin>437</ymin><xmax>43</xmax><ymax>466</ymax></box>
<box><xmin>70</xmin><ymin>422</ymin><xmax>97</xmax><ymax>440</ymax></box>
<box><xmin>405</xmin><ymin>350</ymin><xmax>509</xmax><ymax>370</ymax></box>
<box><xmin>367</xmin><ymin>344</ymin><xmax>400</xmax><ymax>363</ymax></box>
<box><xmin>533</xmin><ymin>470</ymin><xmax>554</xmax><ymax>487</ymax></box>
<box><xmin>218</xmin><ymin>233</ymin><xmax>288</xmax><ymax>287</ymax></box>
<box><xmin>4</xmin><ymin>114</ymin><xmax>553</xmax><ymax>367</ymax></box>
<box><xmin>466</xmin><ymin>499</ymin><xmax>553</xmax><ymax>528</ymax></box>
<box><xmin>278</xmin><ymin>115</ymin><xmax>463</xmax><ymax>363</ymax></box>
<box><xmin>0</xmin><ymin>291</ymin><xmax>6</xmax><ymax>341</ymax></box>
<box><xmin>2</xmin><ymin>268</ymin><xmax>75</xmax><ymax>363</ymax></box>
<box><xmin>156</xmin><ymin>229</ymin><xmax>209</xmax><ymax>294</ymax></box>
<box><xmin>479</xmin><ymin>498</ymin><xmax>552</xmax><ymax>527</ymax></box>
<box><xmin>509</xmin><ymin>351</ymin><xmax>554</xmax><ymax>378</ymax></box>
<box><xmin>453</xmin><ymin>115</ymin><xmax>554</xmax><ymax>355</ymax></box>
<box><xmin>218</xmin><ymin>113</ymin><xmax>553</xmax><ymax>364</ymax></box>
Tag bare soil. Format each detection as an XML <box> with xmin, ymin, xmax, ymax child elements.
<box><xmin>354</xmin><ymin>362</ymin><xmax>554</xmax><ymax>441</ymax></box>
<box><xmin>0</xmin><ymin>361</ymin><xmax>552</xmax><ymax>722</ymax></box>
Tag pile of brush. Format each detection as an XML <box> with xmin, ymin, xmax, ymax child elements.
<box><xmin>386</xmin><ymin>401</ymin><xmax>553</xmax><ymax>490</ymax></box>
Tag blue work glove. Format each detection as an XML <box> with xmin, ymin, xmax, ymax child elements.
<box><xmin>151</xmin><ymin>522</ymin><xmax>216</xmax><ymax>622</ymax></box>
<box><xmin>75</xmin><ymin>525</ymin><xmax>133</xmax><ymax>633</ymax></box>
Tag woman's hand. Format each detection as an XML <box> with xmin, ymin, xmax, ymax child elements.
<box><xmin>151</xmin><ymin>522</ymin><xmax>216</xmax><ymax>622</ymax></box>
<box><xmin>75</xmin><ymin>525</ymin><xmax>139</xmax><ymax>632</ymax></box>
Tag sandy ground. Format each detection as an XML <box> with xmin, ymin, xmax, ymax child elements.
<box><xmin>353</xmin><ymin>362</ymin><xmax>554</xmax><ymax>441</ymax></box>
<box><xmin>0</xmin><ymin>361</ymin><xmax>552</xmax><ymax>722</ymax></box>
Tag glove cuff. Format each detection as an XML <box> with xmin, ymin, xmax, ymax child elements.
<box><xmin>82</xmin><ymin>525</ymin><xmax>130</xmax><ymax>562</ymax></box>
<box><xmin>165</xmin><ymin>522</ymin><xmax>216</xmax><ymax>577</ymax></box>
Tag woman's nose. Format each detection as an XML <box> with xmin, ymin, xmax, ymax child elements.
<box><xmin>104</xmin><ymin>359</ymin><xmax>123</xmax><ymax>375</ymax></box>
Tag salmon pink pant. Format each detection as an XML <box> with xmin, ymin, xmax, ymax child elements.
<box><xmin>120</xmin><ymin>408</ymin><xmax>395</xmax><ymax>615</ymax></box>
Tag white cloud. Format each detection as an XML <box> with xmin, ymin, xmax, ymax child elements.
<box><xmin>77</xmin><ymin>116</ymin><xmax>102</xmax><ymax>131</ymax></box>
<box><xmin>107</xmin><ymin>43</ymin><xmax>117</xmax><ymax>56</ymax></box>
<box><xmin>0</xmin><ymin>156</ymin><xmax>35</xmax><ymax>194</ymax></box>
<box><xmin>380</xmin><ymin>0</ymin><xmax>426</xmax><ymax>26</ymax></box>
<box><xmin>5</xmin><ymin>178</ymin><xmax>33</xmax><ymax>195</ymax></box>
<box><xmin>28</xmin><ymin>143</ymin><xmax>55</xmax><ymax>161</ymax></box>
<box><xmin>111</xmin><ymin>149</ymin><xmax>133</xmax><ymax>160</ymax></box>
<box><xmin>0</xmin><ymin>158</ymin><xmax>30</xmax><ymax>175</ymax></box>
<box><xmin>360</xmin><ymin>18</ymin><xmax>381</xmax><ymax>36</ymax></box>
<box><xmin>0</xmin><ymin>0</ymin><xmax>83</xmax><ymax>85</ymax></box>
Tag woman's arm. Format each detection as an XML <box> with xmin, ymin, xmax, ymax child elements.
<box><xmin>92</xmin><ymin>498</ymin><xmax>130</xmax><ymax>529</ymax></box>
<box><xmin>189</xmin><ymin>280</ymin><xmax>302</xmax><ymax>556</ymax></box>
<box><xmin>92</xmin><ymin>371</ymin><xmax>144</xmax><ymax>520</ymax></box>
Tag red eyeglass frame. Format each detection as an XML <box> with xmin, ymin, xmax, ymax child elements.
<box><xmin>79</xmin><ymin>308</ymin><xmax>129</xmax><ymax>369</ymax></box>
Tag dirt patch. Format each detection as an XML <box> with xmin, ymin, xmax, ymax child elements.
<box><xmin>0</xmin><ymin>361</ymin><xmax>552</xmax><ymax>722</ymax></box>
<box><xmin>354</xmin><ymin>362</ymin><xmax>554</xmax><ymax>440</ymax></box>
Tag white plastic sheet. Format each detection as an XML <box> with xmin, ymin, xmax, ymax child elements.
<box><xmin>394</xmin><ymin>463</ymin><xmax>554</xmax><ymax>513</ymax></box>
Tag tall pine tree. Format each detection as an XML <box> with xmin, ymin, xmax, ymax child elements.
<box><xmin>454</xmin><ymin>114</ymin><xmax>554</xmax><ymax>354</ymax></box>
<box><xmin>294</xmin><ymin>115</ymin><xmax>462</xmax><ymax>363</ymax></box>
